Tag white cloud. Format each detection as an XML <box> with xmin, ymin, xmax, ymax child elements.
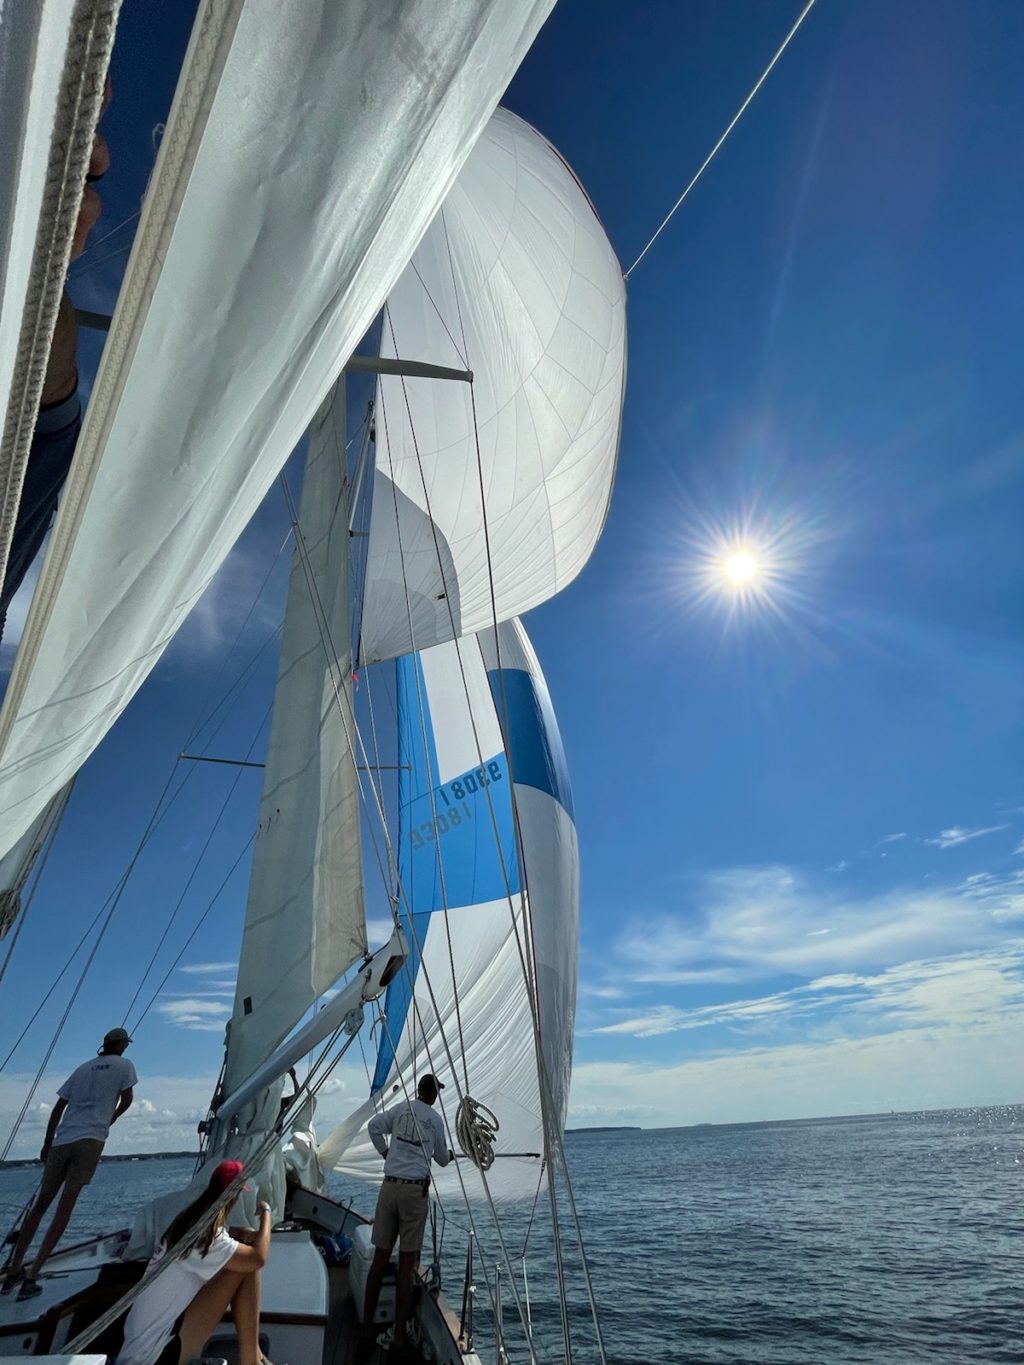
<box><xmin>569</xmin><ymin>1008</ymin><xmax>1024</xmax><ymax>1128</ymax></box>
<box><xmin>179</xmin><ymin>961</ymin><xmax>237</xmax><ymax>976</ymax></box>
<box><xmin>924</xmin><ymin>824</ymin><xmax>1008</xmax><ymax>849</ymax></box>
<box><xmin>366</xmin><ymin>918</ymin><xmax>396</xmax><ymax>948</ymax></box>
<box><xmin>615</xmin><ymin>865</ymin><xmax>1021</xmax><ymax>987</ymax></box>
<box><xmin>156</xmin><ymin>997</ymin><xmax>231</xmax><ymax>1033</ymax></box>
<box><xmin>591</xmin><ymin>944</ymin><xmax>1024</xmax><ymax>1040</ymax></box>
<box><xmin>877</xmin><ymin>833</ymin><xmax>907</xmax><ymax>845</ymax></box>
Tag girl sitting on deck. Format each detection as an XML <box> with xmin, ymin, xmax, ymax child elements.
<box><xmin>117</xmin><ymin>1160</ymin><xmax>272</xmax><ymax>1365</ymax></box>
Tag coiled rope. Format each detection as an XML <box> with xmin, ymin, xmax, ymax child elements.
<box><xmin>456</xmin><ymin>1096</ymin><xmax>499</xmax><ymax>1172</ymax></box>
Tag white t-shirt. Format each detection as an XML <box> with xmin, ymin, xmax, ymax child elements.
<box><xmin>55</xmin><ymin>1054</ymin><xmax>138</xmax><ymax>1146</ymax></box>
<box><xmin>368</xmin><ymin>1099</ymin><xmax>451</xmax><ymax>1179</ymax></box>
<box><xmin>118</xmin><ymin>1228</ymin><xmax>239</xmax><ymax>1365</ymax></box>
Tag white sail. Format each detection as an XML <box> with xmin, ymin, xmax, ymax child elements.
<box><xmin>0</xmin><ymin>0</ymin><xmax>74</xmax><ymax>482</ymax></box>
<box><xmin>318</xmin><ymin>618</ymin><xmax>578</xmax><ymax>1202</ymax></box>
<box><xmin>0</xmin><ymin>0</ymin><xmax>557</xmax><ymax>866</ymax></box>
<box><xmin>223</xmin><ymin>382</ymin><xmax>364</xmax><ymax>1095</ymax></box>
<box><xmin>358</xmin><ymin>108</ymin><xmax>627</xmax><ymax>665</ymax></box>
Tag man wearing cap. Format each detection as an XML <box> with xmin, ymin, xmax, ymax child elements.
<box><xmin>1</xmin><ymin>1027</ymin><xmax>137</xmax><ymax>1298</ymax></box>
<box><xmin>358</xmin><ymin>1074</ymin><xmax>453</xmax><ymax>1360</ymax></box>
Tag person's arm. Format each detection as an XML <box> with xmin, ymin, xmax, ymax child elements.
<box><xmin>40</xmin><ymin>1098</ymin><xmax>67</xmax><ymax>1161</ymax></box>
<box><xmin>226</xmin><ymin>1201</ymin><xmax>271</xmax><ymax>1272</ymax></box>
<box><xmin>432</xmin><ymin>1114</ymin><xmax>454</xmax><ymax>1167</ymax></box>
<box><xmin>111</xmin><ymin>1086</ymin><xmax>134</xmax><ymax>1125</ymax></box>
<box><xmin>368</xmin><ymin>1108</ymin><xmax>393</xmax><ymax>1159</ymax></box>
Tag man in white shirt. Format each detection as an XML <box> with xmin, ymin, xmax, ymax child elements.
<box><xmin>357</xmin><ymin>1074</ymin><xmax>453</xmax><ymax>1361</ymax></box>
<box><xmin>1</xmin><ymin>1026</ymin><xmax>137</xmax><ymax>1299</ymax></box>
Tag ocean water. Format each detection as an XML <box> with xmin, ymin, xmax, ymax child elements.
<box><xmin>2</xmin><ymin>1107</ymin><xmax>1022</xmax><ymax>1364</ymax></box>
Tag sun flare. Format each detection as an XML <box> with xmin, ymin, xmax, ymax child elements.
<box><xmin>724</xmin><ymin>549</ymin><xmax>758</xmax><ymax>585</ymax></box>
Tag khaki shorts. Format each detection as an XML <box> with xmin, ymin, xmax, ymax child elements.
<box><xmin>371</xmin><ymin>1177</ymin><xmax>429</xmax><ymax>1254</ymax></box>
<box><xmin>39</xmin><ymin>1138</ymin><xmax>103</xmax><ymax>1198</ymax></box>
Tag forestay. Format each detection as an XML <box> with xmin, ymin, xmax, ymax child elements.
<box><xmin>318</xmin><ymin>618</ymin><xmax>578</xmax><ymax>1202</ymax></box>
<box><xmin>0</xmin><ymin>0</ymin><xmax>557</xmax><ymax>868</ymax></box>
<box><xmin>358</xmin><ymin>108</ymin><xmax>627</xmax><ymax>664</ymax></box>
<box><xmin>223</xmin><ymin>382</ymin><xmax>364</xmax><ymax>1095</ymax></box>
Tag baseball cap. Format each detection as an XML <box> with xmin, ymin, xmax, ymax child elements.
<box><xmin>102</xmin><ymin>1027</ymin><xmax>131</xmax><ymax>1047</ymax></box>
<box><xmin>210</xmin><ymin>1159</ymin><xmax>250</xmax><ymax>1192</ymax></box>
<box><xmin>418</xmin><ymin>1073</ymin><xmax>445</xmax><ymax>1093</ymax></box>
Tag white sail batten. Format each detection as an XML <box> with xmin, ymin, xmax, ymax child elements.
<box><xmin>358</xmin><ymin>108</ymin><xmax>627</xmax><ymax>664</ymax></box>
<box><xmin>224</xmin><ymin>383</ymin><xmax>364</xmax><ymax>1094</ymax></box>
<box><xmin>318</xmin><ymin>619</ymin><xmax>579</xmax><ymax>1202</ymax></box>
<box><xmin>0</xmin><ymin>0</ymin><xmax>557</xmax><ymax>863</ymax></box>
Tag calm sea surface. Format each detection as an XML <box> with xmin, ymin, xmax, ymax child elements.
<box><xmin>2</xmin><ymin>1107</ymin><xmax>1022</xmax><ymax>1364</ymax></box>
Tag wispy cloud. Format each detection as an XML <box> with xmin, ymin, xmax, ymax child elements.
<box><xmin>615</xmin><ymin>864</ymin><xmax>1022</xmax><ymax>988</ymax></box>
<box><xmin>156</xmin><ymin>997</ymin><xmax>231</xmax><ymax>1033</ymax></box>
<box><xmin>592</xmin><ymin>944</ymin><xmax>1024</xmax><ymax>1039</ymax></box>
<box><xmin>924</xmin><ymin>824</ymin><xmax>1008</xmax><ymax>849</ymax></box>
<box><xmin>179</xmin><ymin>961</ymin><xmax>237</xmax><ymax>976</ymax></box>
<box><xmin>877</xmin><ymin>832</ymin><xmax>907</xmax><ymax>845</ymax></box>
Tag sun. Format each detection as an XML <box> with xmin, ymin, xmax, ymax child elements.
<box><xmin>724</xmin><ymin>549</ymin><xmax>758</xmax><ymax>586</ymax></box>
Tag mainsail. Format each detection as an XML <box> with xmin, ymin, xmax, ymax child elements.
<box><xmin>318</xmin><ymin>618</ymin><xmax>579</xmax><ymax>1203</ymax></box>
<box><xmin>223</xmin><ymin>381</ymin><xmax>365</xmax><ymax>1096</ymax></box>
<box><xmin>358</xmin><ymin>108</ymin><xmax>627</xmax><ymax>664</ymax></box>
<box><xmin>0</xmin><ymin>0</ymin><xmax>558</xmax><ymax>871</ymax></box>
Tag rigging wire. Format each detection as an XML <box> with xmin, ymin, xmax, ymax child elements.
<box><xmin>129</xmin><ymin>827</ymin><xmax>257</xmax><ymax>1034</ymax></box>
<box><xmin>362</xmin><ymin>436</ymin><xmax>545</xmax><ymax>1365</ymax></box>
<box><xmin>623</xmin><ymin>0</ymin><xmax>819</xmax><ymax>280</ymax></box>
<box><xmin>121</xmin><ymin>699</ymin><xmax>272</xmax><ymax>1026</ymax></box>
<box><xmin>436</xmin><ymin>208</ymin><xmax>585</xmax><ymax>1363</ymax></box>
<box><xmin>279</xmin><ymin>452</ymin><xmax>544</xmax><ymax>1361</ymax></box>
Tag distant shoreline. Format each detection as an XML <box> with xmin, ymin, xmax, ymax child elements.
<box><xmin>0</xmin><ymin>1150</ymin><xmax>195</xmax><ymax>1171</ymax></box>
<box><xmin>566</xmin><ymin>1125</ymin><xmax>642</xmax><ymax>1133</ymax></box>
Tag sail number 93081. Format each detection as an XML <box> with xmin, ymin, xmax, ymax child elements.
<box><xmin>409</xmin><ymin>762</ymin><xmax>504</xmax><ymax>849</ymax></box>
<box><xmin>437</xmin><ymin>761</ymin><xmax>503</xmax><ymax>806</ymax></box>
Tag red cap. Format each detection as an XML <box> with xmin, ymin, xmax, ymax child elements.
<box><xmin>211</xmin><ymin>1159</ymin><xmax>249</xmax><ymax>1193</ymax></box>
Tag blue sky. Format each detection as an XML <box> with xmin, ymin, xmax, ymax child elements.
<box><xmin>3</xmin><ymin>0</ymin><xmax>1024</xmax><ymax>1153</ymax></box>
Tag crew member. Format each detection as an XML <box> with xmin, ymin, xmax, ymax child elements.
<box><xmin>358</xmin><ymin>1075</ymin><xmax>453</xmax><ymax>1360</ymax></box>
<box><xmin>2</xmin><ymin>1026</ymin><xmax>137</xmax><ymax>1298</ymax></box>
<box><xmin>117</xmin><ymin>1160</ymin><xmax>272</xmax><ymax>1365</ymax></box>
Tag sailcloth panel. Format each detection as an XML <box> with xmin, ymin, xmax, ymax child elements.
<box><xmin>318</xmin><ymin>619</ymin><xmax>578</xmax><ymax>1202</ymax></box>
<box><xmin>0</xmin><ymin>0</ymin><xmax>557</xmax><ymax>863</ymax></box>
<box><xmin>223</xmin><ymin>383</ymin><xmax>364</xmax><ymax>1093</ymax></box>
<box><xmin>0</xmin><ymin>0</ymin><xmax>73</xmax><ymax>499</ymax></box>
<box><xmin>358</xmin><ymin>108</ymin><xmax>627</xmax><ymax>665</ymax></box>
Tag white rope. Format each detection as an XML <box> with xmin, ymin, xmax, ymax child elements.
<box><xmin>456</xmin><ymin>1096</ymin><xmax>499</xmax><ymax>1172</ymax></box>
<box><xmin>623</xmin><ymin>0</ymin><xmax>819</xmax><ymax>279</ymax></box>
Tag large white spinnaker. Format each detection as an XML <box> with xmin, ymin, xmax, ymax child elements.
<box><xmin>318</xmin><ymin>618</ymin><xmax>578</xmax><ymax>1203</ymax></box>
<box><xmin>0</xmin><ymin>0</ymin><xmax>557</xmax><ymax>870</ymax></box>
<box><xmin>358</xmin><ymin>108</ymin><xmax>627</xmax><ymax>664</ymax></box>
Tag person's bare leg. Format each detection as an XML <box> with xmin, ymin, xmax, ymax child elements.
<box><xmin>228</xmin><ymin>1267</ymin><xmax>262</xmax><ymax>1365</ymax></box>
<box><xmin>392</xmin><ymin>1251</ymin><xmax>418</xmax><ymax>1345</ymax></box>
<box><xmin>362</xmin><ymin>1247</ymin><xmax>392</xmax><ymax>1330</ymax></box>
<box><xmin>25</xmin><ymin>1184</ymin><xmax>83</xmax><ymax>1279</ymax></box>
<box><xmin>3</xmin><ymin>1186</ymin><xmax>57</xmax><ymax>1279</ymax></box>
<box><xmin>179</xmin><ymin>1268</ymin><xmax>248</xmax><ymax>1365</ymax></box>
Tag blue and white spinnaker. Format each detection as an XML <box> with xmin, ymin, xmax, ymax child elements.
<box><xmin>318</xmin><ymin>618</ymin><xmax>578</xmax><ymax>1202</ymax></box>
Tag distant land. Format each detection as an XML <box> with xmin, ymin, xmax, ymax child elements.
<box><xmin>566</xmin><ymin>1125</ymin><xmax>641</xmax><ymax>1134</ymax></box>
<box><xmin>0</xmin><ymin>1150</ymin><xmax>195</xmax><ymax>1170</ymax></box>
